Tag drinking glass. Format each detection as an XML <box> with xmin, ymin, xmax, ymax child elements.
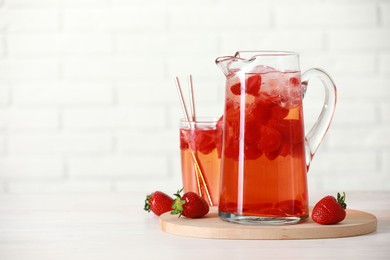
<box><xmin>180</xmin><ymin>118</ymin><xmax>222</xmax><ymax>206</ymax></box>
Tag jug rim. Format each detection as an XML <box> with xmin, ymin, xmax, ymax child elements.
<box><xmin>235</xmin><ymin>50</ymin><xmax>298</xmax><ymax>57</ymax></box>
<box><xmin>216</xmin><ymin>51</ymin><xmax>298</xmax><ymax>63</ymax></box>
<box><xmin>215</xmin><ymin>51</ymin><xmax>300</xmax><ymax>76</ymax></box>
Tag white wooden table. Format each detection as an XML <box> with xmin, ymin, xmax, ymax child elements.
<box><xmin>0</xmin><ymin>191</ymin><xmax>389</xmax><ymax>260</ymax></box>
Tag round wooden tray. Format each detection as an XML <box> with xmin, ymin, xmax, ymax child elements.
<box><xmin>160</xmin><ymin>207</ymin><xmax>377</xmax><ymax>240</ymax></box>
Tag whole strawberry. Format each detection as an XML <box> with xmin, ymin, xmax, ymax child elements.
<box><xmin>144</xmin><ymin>191</ymin><xmax>174</xmax><ymax>216</ymax></box>
<box><xmin>312</xmin><ymin>192</ymin><xmax>347</xmax><ymax>225</ymax></box>
<box><xmin>171</xmin><ymin>189</ymin><xmax>209</xmax><ymax>218</ymax></box>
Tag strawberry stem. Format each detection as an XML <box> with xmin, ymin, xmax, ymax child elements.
<box><xmin>171</xmin><ymin>188</ymin><xmax>186</xmax><ymax>217</ymax></box>
<box><xmin>173</xmin><ymin>188</ymin><xmax>184</xmax><ymax>198</ymax></box>
<box><xmin>337</xmin><ymin>192</ymin><xmax>347</xmax><ymax>209</ymax></box>
<box><xmin>144</xmin><ymin>194</ymin><xmax>151</xmax><ymax>212</ymax></box>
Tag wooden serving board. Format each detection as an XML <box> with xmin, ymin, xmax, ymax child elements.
<box><xmin>160</xmin><ymin>207</ymin><xmax>377</xmax><ymax>240</ymax></box>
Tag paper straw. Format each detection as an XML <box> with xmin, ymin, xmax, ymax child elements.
<box><xmin>188</xmin><ymin>75</ymin><xmax>196</xmax><ymax>122</ymax></box>
<box><xmin>175</xmin><ymin>77</ymin><xmax>191</xmax><ymax>125</ymax></box>
<box><xmin>174</xmin><ymin>76</ymin><xmax>213</xmax><ymax>206</ymax></box>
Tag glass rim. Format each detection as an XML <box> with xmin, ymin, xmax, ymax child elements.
<box><xmin>180</xmin><ymin>117</ymin><xmax>220</xmax><ymax>124</ymax></box>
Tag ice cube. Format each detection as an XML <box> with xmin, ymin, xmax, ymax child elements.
<box><xmin>260</xmin><ymin>70</ymin><xmax>303</xmax><ymax>109</ymax></box>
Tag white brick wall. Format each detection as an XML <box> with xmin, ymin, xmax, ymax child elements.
<box><xmin>0</xmin><ymin>0</ymin><xmax>389</xmax><ymax>194</ymax></box>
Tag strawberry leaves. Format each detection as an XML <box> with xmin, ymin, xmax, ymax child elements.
<box><xmin>145</xmin><ymin>189</ymin><xmax>209</xmax><ymax>218</ymax></box>
<box><xmin>337</xmin><ymin>192</ymin><xmax>347</xmax><ymax>209</ymax></box>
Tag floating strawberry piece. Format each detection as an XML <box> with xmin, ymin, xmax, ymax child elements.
<box><xmin>195</xmin><ymin>130</ymin><xmax>216</xmax><ymax>154</ymax></box>
<box><xmin>279</xmin><ymin>143</ymin><xmax>291</xmax><ymax>157</ymax></box>
<box><xmin>245</xmin><ymin>74</ymin><xmax>262</xmax><ymax>96</ymax></box>
<box><xmin>179</xmin><ymin>130</ymin><xmax>189</xmax><ymax>150</ymax></box>
<box><xmin>224</xmin><ymin>139</ymin><xmax>239</xmax><ymax>159</ymax></box>
<box><xmin>312</xmin><ymin>192</ymin><xmax>347</xmax><ymax>225</ymax></box>
<box><xmin>181</xmin><ymin>125</ymin><xmax>221</xmax><ymax>155</ymax></box>
<box><xmin>270</xmin><ymin>103</ymin><xmax>289</xmax><ymax>119</ymax></box>
<box><xmin>229</xmin><ymin>74</ymin><xmax>262</xmax><ymax>96</ymax></box>
<box><xmin>289</xmin><ymin>77</ymin><xmax>300</xmax><ymax>86</ymax></box>
<box><xmin>258</xmin><ymin>126</ymin><xmax>282</xmax><ymax>153</ymax></box>
<box><xmin>242</xmin><ymin>117</ymin><xmax>262</xmax><ymax>160</ymax></box>
<box><xmin>252</xmin><ymin>102</ymin><xmax>272</xmax><ymax>123</ymax></box>
<box><xmin>265</xmin><ymin>149</ymin><xmax>281</xmax><ymax>161</ymax></box>
<box><xmin>244</xmin><ymin>117</ymin><xmax>258</xmax><ymax>143</ymax></box>
<box><xmin>244</xmin><ymin>143</ymin><xmax>263</xmax><ymax>160</ymax></box>
<box><xmin>230</xmin><ymin>82</ymin><xmax>241</xmax><ymax>95</ymax></box>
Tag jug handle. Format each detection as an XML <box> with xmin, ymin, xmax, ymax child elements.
<box><xmin>302</xmin><ymin>68</ymin><xmax>337</xmax><ymax>170</ymax></box>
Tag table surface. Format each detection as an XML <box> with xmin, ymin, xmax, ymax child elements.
<box><xmin>0</xmin><ymin>191</ymin><xmax>389</xmax><ymax>260</ymax></box>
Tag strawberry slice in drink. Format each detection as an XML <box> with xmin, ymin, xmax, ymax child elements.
<box><xmin>289</xmin><ymin>77</ymin><xmax>300</xmax><ymax>86</ymax></box>
<box><xmin>279</xmin><ymin>143</ymin><xmax>291</xmax><ymax>157</ymax></box>
<box><xmin>245</xmin><ymin>74</ymin><xmax>262</xmax><ymax>96</ymax></box>
<box><xmin>195</xmin><ymin>130</ymin><xmax>217</xmax><ymax>155</ymax></box>
<box><xmin>244</xmin><ymin>142</ymin><xmax>263</xmax><ymax>160</ymax></box>
<box><xmin>243</xmin><ymin>116</ymin><xmax>263</xmax><ymax>160</ymax></box>
<box><xmin>224</xmin><ymin>138</ymin><xmax>239</xmax><ymax>159</ymax></box>
<box><xmin>251</xmin><ymin>101</ymin><xmax>272</xmax><ymax>124</ymax></box>
<box><xmin>180</xmin><ymin>131</ymin><xmax>189</xmax><ymax>150</ymax></box>
<box><xmin>258</xmin><ymin>125</ymin><xmax>282</xmax><ymax>154</ymax></box>
<box><xmin>270</xmin><ymin>103</ymin><xmax>289</xmax><ymax>120</ymax></box>
<box><xmin>229</xmin><ymin>74</ymin><xmax>262</xmax><ymax>96</ymax></box>
<box><xmin>230</xmin><ymin>83</ymin><xmax>241</xmax><ymax>95</ymax></box>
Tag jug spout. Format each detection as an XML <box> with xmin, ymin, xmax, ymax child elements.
<box><xmin>215</xmin><ymin>55</ymin><xmax>238</xmax><ymax>77</ymax></box>
<box><xmin>215</xmin><ymin>51</ymin><xmax>251</xmax><ymax>77</ymax></box>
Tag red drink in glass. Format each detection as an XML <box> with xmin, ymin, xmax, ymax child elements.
<box><xmin>180</xmin><ymin>119</ymin><xmax>222</xmax><ymax>206</ymax></box>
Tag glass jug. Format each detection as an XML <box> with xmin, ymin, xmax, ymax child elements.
<box><xmin>216</xmin><ymin>51</ymin><xmax>337</xmax><ymax>225</ymax></box>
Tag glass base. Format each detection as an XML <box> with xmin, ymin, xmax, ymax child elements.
<box><xmin>219</xmin><ymin>211</ymin><xmax>308</xmax><ymax>225</ymax></box>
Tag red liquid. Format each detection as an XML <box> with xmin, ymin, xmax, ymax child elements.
<box><xmin>219</xmin><ymin>69</ymin><xmax>309</xmax><ymax>218</ymax></box>
<box><xmin>180</xmin><ymin>124</ymin><xmax>222</xmax><ymax>206</ymax></box>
